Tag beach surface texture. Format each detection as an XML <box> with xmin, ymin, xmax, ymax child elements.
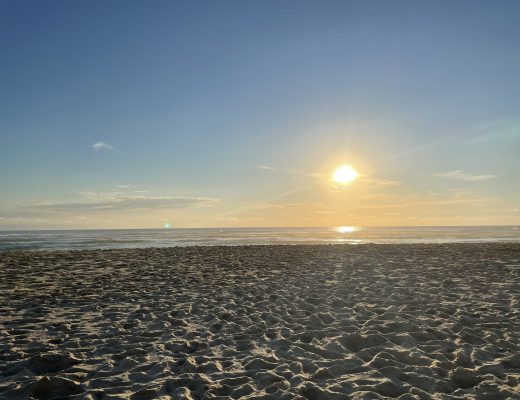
<box><xmin>1</xmin><ymin>244</ymin><xmax>519</xmax><ymax>399</ymax></box>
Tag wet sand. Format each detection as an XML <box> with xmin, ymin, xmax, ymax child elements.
<box><xmin>1</xmin><ymin>244</ymin><xmax>519</xmax><ymax>399</ymax></box>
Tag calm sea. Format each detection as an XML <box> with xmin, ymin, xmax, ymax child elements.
<box><xmin>0</xmin><ymin>226</ymin><xmax>519</xmax><ymax>251</ymax></box>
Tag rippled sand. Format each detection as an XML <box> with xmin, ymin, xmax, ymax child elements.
<box><xmin>1</xmin><ymin>244</ymin><xmax>519</xmax><ymax>399</ymax></box>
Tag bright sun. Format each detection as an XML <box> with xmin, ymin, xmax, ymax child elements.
<box><xmin>332</xmin><ymin>165</ymin><xmax>359</xmax><ymax>184</ymax></box>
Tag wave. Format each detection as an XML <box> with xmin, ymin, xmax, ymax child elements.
<box><xmin>0</xmin><ymin>226</ymin><xmax>519</xmax><ymax>251</ymax></box>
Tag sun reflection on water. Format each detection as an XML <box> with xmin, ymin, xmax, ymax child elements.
<box><xmin>337</xmin><ymin>226</ymin><xmax>358</xmax><ymax>233</ymax></box>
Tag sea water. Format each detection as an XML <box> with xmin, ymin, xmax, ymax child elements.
<box><xmin>0</xmin><ymin>226</ymin><xmax>519</xmax><ymax>251</ymax></box>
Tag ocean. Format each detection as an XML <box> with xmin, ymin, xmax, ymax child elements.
<box><xmin>0</xmin><ymin>226</ymin><xmax>519</xmax><ymax>251</ymax></box>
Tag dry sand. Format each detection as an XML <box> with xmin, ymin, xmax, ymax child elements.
<box><xmin>0</xmin><ymin>244</ymin><xmax>519</xmax><ymax>399</ymax></box>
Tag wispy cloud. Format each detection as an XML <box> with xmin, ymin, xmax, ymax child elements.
<box><xmin>354</xmin><ymin>190</ymin><xmax>497</xmax><ymax>209</ymax></box>
<box><xmin>115</xmin><ymin>185</ymin><xmax>148</xmax><ymax>193</ymax></box>
<box><xmin>433</xmin><ymin>170</ymin><xmax>496</xmax><ymax>182</ymax></box>
<box><xmin>359</xmin><ymin>178</ymin><xmax>401</xmax><ymax>188</ymax></box>
<box><xmin>92</xmin><ymin>142</ymin><xmax>114</xmax><ymax>151</ymax></box>
<box><xmin>307</xmin><ymin>172</ymin><xmax>401</xmax><ymax>191</ymax></box>
<box><xmin>30</xmin><ymin>191</ymin><xmax>217</xmax><ymax>212</ymax></box>
<box><xmin>467</xmin><ymin>118</ymin><xmax>520</xmax><ymax>144</ymax></box>
<box><xmin>256</xmin><ymin>165</ymin><xmax>276</xmax><ymax>170</ymax></box>
<box><xmin>0</xmin><ymin>216</ymin><xmax>44</xmax><ymax>224</ymax></box>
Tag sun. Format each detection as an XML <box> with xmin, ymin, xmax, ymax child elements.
<box><xmin>332</xmin><ymin>165</ymin><xmax>359</xmax><ymax>184</ymax></box>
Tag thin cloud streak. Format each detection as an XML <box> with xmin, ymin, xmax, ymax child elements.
<box><xmin>375</xmin><ymin>118</ymin><xmax>516</xmax><ymax>167</ymax></box>
<box><xmin>92</xmin><ymin>142</ymin><xmax>114</xmax><ymax>151</ymax></box>
<box><xmin>434</xmin><ymin>170</ymin><xmax>496</xmax><ymax>182</ymax></box>
<box><xmin>29</xmin><ymin>192</ymin><xmax>217</xmax><ymax>212</ymax></box>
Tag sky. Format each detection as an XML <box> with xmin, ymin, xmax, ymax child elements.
<box><xmin>0</xmin><ymin>0</ymin><xmax>519</xmax><ymax>229</ymax></box>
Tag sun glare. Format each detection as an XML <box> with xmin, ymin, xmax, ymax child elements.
<box><xmin>337</xmin><ymin>226</ymin><xmax>358</xmax><ymax>233</ymax></box>
<box><xmin>332</xmin><ymin>165</ymin><xmax>359</xmax><ymax>184</ymax></box>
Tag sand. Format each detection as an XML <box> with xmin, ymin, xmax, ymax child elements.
<box><xmin>0</xmin><ymin>243</ymin><xmax>519</xmax><ymax>399</ymax></box>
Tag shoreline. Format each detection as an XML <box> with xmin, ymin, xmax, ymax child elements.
<box><xmin>1</xmin><ymin>243</ymin><xmax>519</xmax><ymax>399</ymax></box>
<box><xmin>2</xmin><ymin>241</ymin><xmax>520</xmax><ymax>254</ymax></box>
<box><xmin>1</xmin><ymin>226</ymin><xmax>519</xmax><ymax>253</ymax></box>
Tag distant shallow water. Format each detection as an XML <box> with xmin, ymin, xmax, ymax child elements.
<box><xmin>0</xmin><ymin>226</ymin><xmax>519</xmax><ymax>251</ymax></box>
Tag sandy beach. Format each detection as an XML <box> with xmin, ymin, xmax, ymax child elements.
<box><xmin>1</xmin><ymin>243</ymin><xmax>519</xmax><ymax>399</ymax></box>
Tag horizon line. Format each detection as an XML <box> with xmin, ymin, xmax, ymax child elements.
<box><xmin>0</xmin><ymin>224</ymin><xmax>519</xmax><ymax>232</ymax></box>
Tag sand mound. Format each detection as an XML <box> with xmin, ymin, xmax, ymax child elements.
<box><xmin>27</xmin><ymin>352</ymin><xmax>81</xmax><ymax>374</ymax></box>
<box><xmin>25</xmin><ymin>376</ymin><xmax>84</xmax><ymax>399</ymax></box>
<box><xmin>1</xmin><ymin>243</ymin><xmax>519</xmax><ymax>398</ymax></box>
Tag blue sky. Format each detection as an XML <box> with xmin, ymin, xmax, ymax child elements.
<box><xmin>1</xmin><ymin>0</ymin><xmax>519</xmax><ymax>229</ymax></box>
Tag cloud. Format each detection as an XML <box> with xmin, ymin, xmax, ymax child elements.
<box><xmin>249</xmin><ymin>202</ymin><xmax>314</xmax><ymax>211</ymax></box>
<box><xmin>0</xmin><ymin>216</ymin><xmax>44</xmax><ymax>224</ymax></box>
<box><xmin>115</xmin><ymin>185</ymin><xmax>148</xmax><ymax>193</ymax></box>
<box><xmin>314</xmin><ymin>209</ymin><xmax>334</xmax><ymax>215</ymax></box>
<box><xmin>30</xmin><ymin>192</ymin><xmax>217</xmax><ymax>212</ymax></box>
<box><xmin>433</xmin><ymin>170</ymin><xmax>496</xmax><ymax>182</ymax></box>
<box><xmin>359</xmin><ymin>178</ymin><xmax>401</xmax><ymax>188</ymax></box>
<box><xmin>353</xmin><ymin>190</ymin><xmax>497</xmax><ymax>210</ymax></box>
<box><xmin>92</xmin><ymin>142</ymin><xmax>114</xmax><ymax>151</ymax></box>
<box><xmin>467</xmin><ymin>118</ymin><xmax>520</xmax><ymax>144</ymax></box>
<box><xmin>256</xmin><ymin>165</ymin><xmax>276</xmax><ymax>170</ymax></box>
<box><xmin>306</xmin><ymin>172</ymin><xmax>401</xmax><ymax>188</ymax></box>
